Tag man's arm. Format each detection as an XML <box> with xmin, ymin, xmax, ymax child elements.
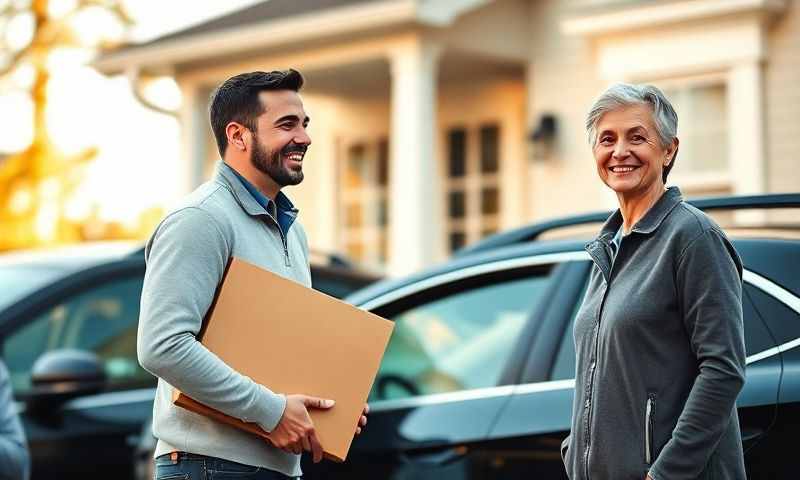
<box><xmin>137</xmin><ymin>207</ymin><xmax>286</xmax><ymax>431</ymax></box>
<box><xmin>0</xmin><ymin>362</ymin><xmax>29</xmax><ymax>480</ymax></box>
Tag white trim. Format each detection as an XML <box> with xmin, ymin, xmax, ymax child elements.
<box><xmin>96</xmin><ymin>0</ymin><xmax>497</xmax><ymax>74</ymax></box>
<box><xmin>562</xmin><ymin>0</ymin><xmax>786</xmax><ymax>36</ymax></box>
<box><xmin>95</xmin><ymin>1</ymin><xmax>417</xmax><ymax>73</ymax></box>
<box><xmin>359</xmin><ymin>251</ymin><xmax>591</xmax><ymax>310</ymax></box>
<box><xmin>62</xmin><ymin>388</ymin><xmax>156</xmax><ymax>411</ymax></box>
<box><xmin>514</xmin><ymin>378</ymin><xmax>576</xmax><ymax>395</ymax></box>
<box><xmin>370</xmin><ymin>378</ymin><xmax>575</xmax><ymax>412</ymax></box>
<box><xmin>744</xmin><ymin>270</ymin><xmax>800</xmax><ymax>316</ymax></box>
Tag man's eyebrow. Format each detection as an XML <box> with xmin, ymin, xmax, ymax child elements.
<box><xmin>273</xmin><ymin>114</ymin><xmax>311</xmax><ymax>125</ymax></box>
<box><xmin>274</xmin><ymin>114</ymin><xmax>300</xmax><ymax>124</ymax></box>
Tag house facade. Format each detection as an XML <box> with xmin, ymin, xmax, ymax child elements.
<box><xmin>97</xmin><ymin>0</ymin><xmax>800</xmax><ymax>275</ymax></box>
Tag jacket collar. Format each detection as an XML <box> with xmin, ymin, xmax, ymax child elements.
<box><xmin>597</xmin><ymin>186</ymin><xmax>684</xmax><ymax>241</ymax></box>
<box><xmin>585</xmin><ymin>186</ymin><xmax>683</xmax><ymax>281</ymax></box>
<box><xmin>214</xmin><ymin>161</ymin><xmax>299</xmax><ymax>219</ymax></box>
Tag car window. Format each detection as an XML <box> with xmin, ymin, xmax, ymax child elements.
<box><xmin>3</xmin><ymin>275</ymin><xmax>152</xmax><ymax>394</ymax></box>
<box><xmin>0</xmin><ymin>265</ymin><xmax>66</xmax><ymax>311</ymax></box>
<box><xmin>550</xmin><ymin>276</ymin><xmax>589</xmax><ymax>381</ymax></box>
<box><xmin>549</xmin><ymin>278</ymin><xmax>780</xmax><ymax>381</ymax></box>
<box><xmin>745</xmin><ymin>283</ymin><xmax>800</xmax><ymax>348</ymax></box>
<box><xmin>370</xmin><ymin>267</ymin><xmax>554</xmax><ymax>402</ymax></box>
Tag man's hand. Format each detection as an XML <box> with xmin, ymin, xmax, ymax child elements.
<box><xmin>355</xmin><ymin>403</ymin><xmax>369</xmax><ymax>435</ymax></box>
<box><xmin>267</xmin><ymin>394</ymin><xmax>335</xmax><ymax>463</ymax></box>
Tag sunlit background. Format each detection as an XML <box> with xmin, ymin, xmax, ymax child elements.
<box><xmin>0</xmin><ymin>0</ymin><xmax>259</xmax><ymax>250</ymax></box>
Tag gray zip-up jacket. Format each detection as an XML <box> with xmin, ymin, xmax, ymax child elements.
<box><xmin>138</xmin><ymin>161</ymin><xmax>311</xmax><ymax>477</ymax></box>
<box><xmin>562</xmin><ymin>187</ymin><xmax>746</xmax><ymax>480</ymax></box>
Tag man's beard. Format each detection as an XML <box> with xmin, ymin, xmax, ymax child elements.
<box><xmin>251</xmin><ymin>139</ymin><xmax>305</xmax><ymax>187</ymax></box>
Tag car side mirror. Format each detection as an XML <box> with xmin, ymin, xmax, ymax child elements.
<box><xmin>26</xmin><ymin>349</ymin><xmax>107</xmax><ymax>412</ymax></box>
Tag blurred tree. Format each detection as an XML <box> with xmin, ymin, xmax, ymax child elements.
<box><xmin>0</xmin><ymin>0</ymin><xmax>132</xmax><ymax>250</ymax></box>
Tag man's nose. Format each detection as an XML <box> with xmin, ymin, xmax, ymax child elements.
<box><xmin>295</xmin><ymin>129</ymin><xmax>312</xmax><ymax>146</ymax></box>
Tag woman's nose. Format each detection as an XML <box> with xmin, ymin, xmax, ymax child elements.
<box><xmin>612</xmin><ymin>140</ymin><xmax>628</xmax><ymax>159</ymax></box>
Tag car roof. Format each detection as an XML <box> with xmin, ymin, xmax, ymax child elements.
<box><xmin>348</xmin><ymin>192</ymin><xmax>800</xmax><ymax>308</ymax></box>
<box><xmin>0</xmin><ymin>241</ymin><xmax>142</xmax><ymax>272</ymax></box>
<box><xmin>346</xmin><ymin>238</ymin><xmax>587</xmax><ymax>307</ymax></box>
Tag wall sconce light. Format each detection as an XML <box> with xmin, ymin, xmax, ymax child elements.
<box><xmin>530</xmin><ymin>114</ymin><xmax>557</xmax><ymax>143</ymax></box>
<box><xmin>529</xmin><ymin>113</ymin><xmax>557</xmax><ymax>161</ymax></box>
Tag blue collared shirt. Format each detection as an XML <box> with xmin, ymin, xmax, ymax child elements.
<box><xmin>230</xmin><ymin>169</ymin><xmax>297</xmax><ymax>236</ymax></box>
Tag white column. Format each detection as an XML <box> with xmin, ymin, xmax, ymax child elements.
<box><xmin>178</xmin><ymin>83</ymin><xmax>210</xmax><ymax>195</ymax></box>
<box><xmin>728</xmin><ymin>61</ymin><xmax>766</xmax><ymax>223</ymax></box>
<box><xmin>387</xmin><ymin>40</ymin><xmax>442</xmax><ymax>276</ymax></box>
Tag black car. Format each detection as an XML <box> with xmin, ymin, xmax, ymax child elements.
<box><xmin>0</xmin><ymin>244</ymin><xmax>380</xmax><ymax>480</ymax></box>
<box><xmin>298</xmin><ymin>193</ymin><xmax>800</xmax><ymax>479</ymax></box>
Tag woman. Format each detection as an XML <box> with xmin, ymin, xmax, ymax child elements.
<box><xmin>560</xmin><ymin>84</ymin><xmax>746</xmax><ymax>480</ymax></box>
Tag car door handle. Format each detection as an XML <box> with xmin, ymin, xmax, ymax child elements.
<box><xmin>399</xmin><ymin>446</ymin><xmax>468</xmax><ymax>466</ymax></box>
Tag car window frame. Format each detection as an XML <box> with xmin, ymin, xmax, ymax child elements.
<box><xmin>0</xmin><ymin>258</ymin><xmax>148</xmax><ymax>397</ymax></box>
<box><xmin>358</xmin><ymin>251</ymin><xmax>588</xmax><ymax>410</ymax></box>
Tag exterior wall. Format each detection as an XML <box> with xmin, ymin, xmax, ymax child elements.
<box><xmin>766</xmin><ymin>0</ymin><xmax>800</xmax><ymax>196</ymax></box>
<box><xmin>526</xmin><ymin>0</ymin><xmax>615</xmax><ymax>223</ymax></box>
<box><xmin>170</xmin><ymin>0</ymin><xmax>798</xmax><ymax>274</ymax></box>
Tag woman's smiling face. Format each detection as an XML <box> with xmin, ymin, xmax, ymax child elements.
<box><xmin>592</xmin><ymin>104</ymin><xmax>675</xmax><ymax>197</ymax></box>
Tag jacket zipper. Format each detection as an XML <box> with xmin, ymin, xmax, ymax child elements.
<box><xmin>645</xmin><ymin>394</ymin><xmax>656</xmax><ymax>465</ymax></box>
<box><xmin>265</xmin><ymin>215</ymin><xmax>291</xmax><ymax>267</ymax></box>
<box><xmin>583</xmin><ymin>239</ymin><xmax>622</xmax><ymax>480</ymax></box>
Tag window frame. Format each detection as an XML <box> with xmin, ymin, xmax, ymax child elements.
<box><xmin>649</xmin><ymin>72</ymin><xmax>732</xmax><ymax>195</ymax></box>
<box><xmin>0</xmin><ymin>257</ymin><xmax>150</xmax><ymax>397</ymax></box>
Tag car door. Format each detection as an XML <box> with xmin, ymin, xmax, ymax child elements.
<box><xmin>739</xmin><ymin>272</ymin><xmax>800</xmax><ymax>478</ymax></box>
<box><xmin>482</xmin><ymin>258</ymin><xmax>591</xmax><ymax>479</ymax></box>
<box><xmin>302</xmin><ymin>252</ymin><xmax>583</xmax><ymax>480</ymax></box>
<box><xmin>0</xmin><ymin>259</ymin><xmax>155</xmax><ymax>480</ymax></box>
<box><xmin>482</xmin><ymin>261</ymin><xmax>783</xmax><ymax>479</ymax></box>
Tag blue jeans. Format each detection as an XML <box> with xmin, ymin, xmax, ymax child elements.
<box><xmin>154</xmin><ymin>452</ymin><xmax>301</xmax><ymax>480</ymax></box>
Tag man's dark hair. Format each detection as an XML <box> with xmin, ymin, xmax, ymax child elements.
<box><xmin>209</xmin><ymin>69</ymin><xmax>304</xmax><ymax>156</ymax></box>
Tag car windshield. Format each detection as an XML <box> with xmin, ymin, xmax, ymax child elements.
<box><xmin>0</xmin><ymin>265</ymin><xmax>66</xmax><ymax>312</ymax></box>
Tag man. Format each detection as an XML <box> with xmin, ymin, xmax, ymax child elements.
<box><xmin>138</xmin><ymin>70</ymin><xmax>367</xmax><ymax>480</ymax></box>
<box><xmin>0</xmin><ymin>360</ymin><xmax>29</xmax><ymax>480</ymax></box>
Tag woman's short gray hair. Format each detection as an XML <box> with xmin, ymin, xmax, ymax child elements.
<box><xmin>586</xmin><ymin>83</ymin><xmax>679</xmax><ymax>182</ymax></box>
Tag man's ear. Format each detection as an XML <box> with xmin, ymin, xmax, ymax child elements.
<box><xmin>226</xmin><ymin>122</ymin><xmax>249</xmax><ymax>152</ymax></box>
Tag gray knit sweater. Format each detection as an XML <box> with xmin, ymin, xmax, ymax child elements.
<box><xmin>138</xmin><ymin>161</ymin><xmax>311</xmax><ymax>477</ymax></box>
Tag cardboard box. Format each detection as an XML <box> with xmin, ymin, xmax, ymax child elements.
<box><xmin>173</xmin><ymin>257</ymin><xmax>394</xmax><ymax>462</ymax></box>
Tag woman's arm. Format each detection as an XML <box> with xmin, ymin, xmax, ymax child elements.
<box><xmin>648</xmin><ymin>228</ymin><xmax>746</xmax><ymax>480</ymax></box>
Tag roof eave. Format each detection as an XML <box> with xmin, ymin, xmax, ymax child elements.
<box><xmin>96</xmin><ymin>0</ymin><xmax>420</xmax><ymax>75</ymax></box>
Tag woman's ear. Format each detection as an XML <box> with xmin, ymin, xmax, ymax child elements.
<box><xmin>665</xmin><ymin>137</ymin><xmax>679</xmax><ymax>166</ymax></box>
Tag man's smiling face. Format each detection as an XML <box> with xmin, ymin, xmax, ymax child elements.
<box><xmin>250</xmin><ymin>89</ymin><xmax>311</xmax><ymax>187</ymax></box>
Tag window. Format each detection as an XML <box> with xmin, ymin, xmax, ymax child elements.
<box><xmin>370</xmin><ymin>267</ymin><xmax>554</xmax><ymax>402</ymax></box>
<box><xmin>745</xmin><ymin>284</ymin><xmax>800</xmax><ymax>348</ymax></box>
<box><xmin>550</xmin><ymin>275</ymin><xmax>589</xmax><ymax>381</ymax></box>
<box><xmin>3</xmin><ymin>275</ymin><xmax>151</xmax><ymax>394</ymax></box>
<box><xmin>339</xmin><ymin>138</ymin><xmax>389</xmax><ymax>267</ymax></box>
<box><xmin>445</xmin><ymin>123</ymin><xmax>502</xmax><ymax>253</ymax></box>
<box><xmin>658</xmin><ymin>80</ymin><xmax>730</xmax><ymax>193</ymax></box>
